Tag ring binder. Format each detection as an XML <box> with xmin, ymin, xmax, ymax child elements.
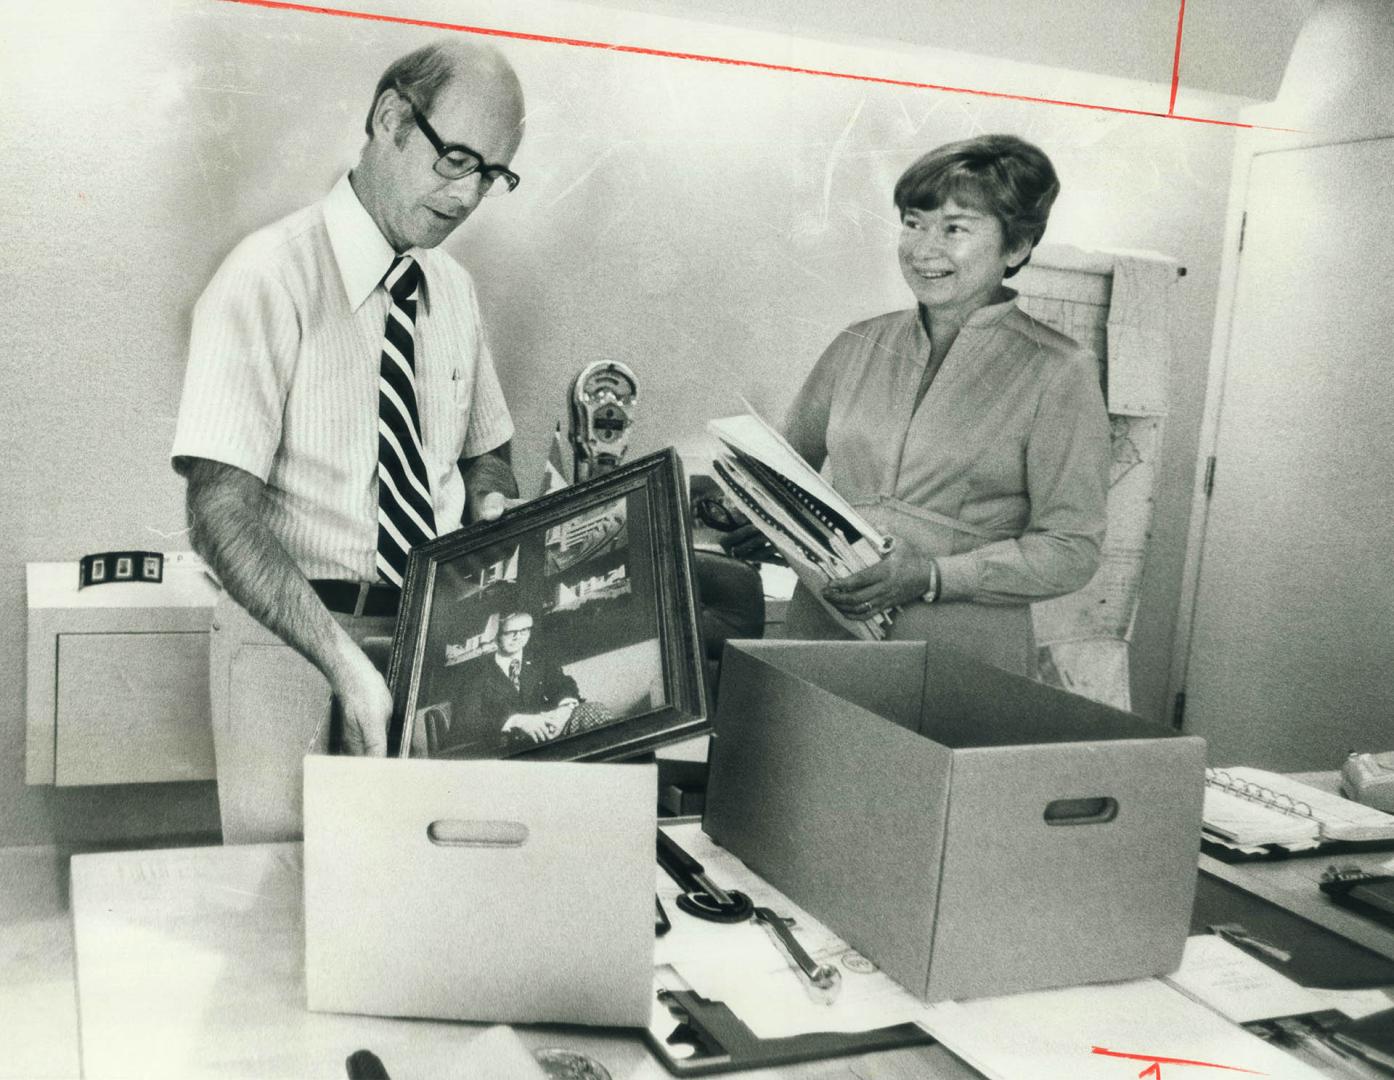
<box><xmin>1206</xmin><ymin>768</ymin><xmax>1316</xmax><ymax>829</ymax></box>
<box><xmin>1201</xmin><ymin>767</ymin><xmax>1394</xmax><ymax>862</ymax></box>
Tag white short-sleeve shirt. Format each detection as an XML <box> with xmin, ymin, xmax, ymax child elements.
<box><xmin>172</xmin><ymin>173</ymin><xmax>513</xmax><ymax>582</ymax></box>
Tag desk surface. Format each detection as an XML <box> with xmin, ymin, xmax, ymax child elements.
<box><xmin>71</xmin><ymin>771</ymin><xmax>1390</xmax><ymax>1079</ymax></box>
<box><xmin>1199</xmin><ymin>771</ymin><xmax>1394</xmax><ymax>964</ymax></box>
<box><xmin>69</xmin><ymin>842</ymin><xmax>975</xmax><ymax>1080</ymax></box>
<box><xmin>1201</xmin><ymin>849</ymin><xmax>1394</xmax><ymax>963</ymax></box>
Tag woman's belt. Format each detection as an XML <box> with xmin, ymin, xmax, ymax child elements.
<box><xmin>848</xmin><ymin>495</ymin><xmax>999</xmax><ymax>540</ymax></box>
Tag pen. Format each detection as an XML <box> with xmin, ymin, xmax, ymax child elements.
<box><xmin>1207</xmin><ymin>922</ymin><xmax>1293</xmax><ymax>963</ymax></box>
<box><xmin>656</xmin><ymin>829</ymin><xmax>753</xmax><ymax>922</ymax></box>
<box><xmin>657</xmin><ymin>829</ymin><xmax>733</xmax><ymax>905</ymax></box>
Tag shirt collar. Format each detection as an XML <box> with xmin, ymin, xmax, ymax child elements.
<box><xmin>963</xmin><ymin>285</ymin><xmax>1018</xmax><ymax>327</ymax></box>
<box><xmin>913</xmin><ymin>286</ymin><xmax>1018</xmax><ymax>345</ymax></box>
<box><xmin>323</xmin><ymin>172</ymin><xmax>430</xmax><ymax>312</ymax></box>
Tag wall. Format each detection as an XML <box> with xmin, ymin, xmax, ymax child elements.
<box><xmin>0</xmin><ymin>0</ymin><xmax>1257</xmax><ymax>845</ymax></box>
<box><xmin>1168</xmin><ymin>0</ymin><xmax>1394</xmax><ymax>766</ymax></box>
<box><xmin>590</xmin><ymin>0</ymin><xmax>1315</xmax><ymax>100</ymax></box>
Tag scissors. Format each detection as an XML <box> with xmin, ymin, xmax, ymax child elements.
<box><xmin>656</xmin><ymin>830</ymin><xmax>754</xmax><ymax>923</ymax></box>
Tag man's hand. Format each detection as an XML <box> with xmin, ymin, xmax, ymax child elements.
<box><xmin>822</xmin><ymin>540</ymin><xmax>935</xmax><ymax>618</ymax></box>
<box><xmin>475</xmin><ymin>491</ymin><xmax>529</xmax><ymax>522</ymax></box>
<box><xmin>332</xmin><ymin>648</ymin><xmax>394</xmax><ymax>756</ymax></box>
<box><xmin>462</xmin><ymin>445</ymin><xmax>521</xmax><ymax>524</ymax></box>
<box><xmin>501</xmin><ymin>703</ymin><xmax>575</xmax><ymax>744</ymax></box>
<box><xmin>182</xmin><ymin>457</ymin><xmax>399</xmax><ymax>756</ymax></box>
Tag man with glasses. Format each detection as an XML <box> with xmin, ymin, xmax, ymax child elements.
<box><xmin>171</xmin><ymin>37</ymin><xmax>527</xmax><ymax>842</ymax></box>
<box><xmin>429</xmin><ymin>611</ymin><xmax>582</xmax><ymax>759</ymax></box>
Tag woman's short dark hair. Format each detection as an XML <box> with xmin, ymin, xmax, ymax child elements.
<box><xmin>364</xmin><ymin>42</ymin><xmax>459</xmax><ymax>141</ymax></box>
<box><xmin>893</xmin><ymin>134</ymin><xmax>1060</xmax><ymax>278</ymax></box>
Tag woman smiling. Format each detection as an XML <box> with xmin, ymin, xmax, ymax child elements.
<box><xmin>780</xmin><ymin>134</ymin><xmax>1111</xmax><ymax>675</ymax></box>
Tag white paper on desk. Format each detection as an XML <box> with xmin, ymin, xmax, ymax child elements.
<box><xmin>1315</xmin><ymin>986</ymin><xmax>1394</xmax><ymax>1020</ymax></box>
<box><xmin>462</xmin><ymin>1027</ymin><xmax>548</xmax><ymax>1079</ymax></box>
<box><xmin>920</xmin><ymin>978</ymin><xmax>1327</xmax><ymax>1080</ymax></box>
<box><xmin>305</xmin><ymin>757</ymin><xmax>654</xmax><ymax>1028</ymax></box>
<box><xmin>656</xmin><ymin>824</ymin><xmax>933</xmax><ymax>1039</ymax></box>
<box><xmin>1164</xmin><ymin>935</ymin><xmax>1327</xmax><ymax>1023</ymax></box>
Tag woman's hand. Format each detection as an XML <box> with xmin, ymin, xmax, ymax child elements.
<box><xmin>822</xmin><ymin>541</ymin><xmax>936</xmax><ymax>618</ymax></box>
<box><xmin>717</xmin><ymin>524</ymin><xmax>776</xmax><ymax>562</ymax></box>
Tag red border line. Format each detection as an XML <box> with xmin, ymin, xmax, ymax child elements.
<box><xmin>1092</xmin><ymin>1046</ymin><xmax>1264</xmax><ymax>1074</ymax></box>
<box><xmin>218</xmin><ymin>0</ymin><xmax>1300</xmax><ymax>132</ymax></box>
<box><xmin>1168</xmin><ymin>0</ymin><xmax>1187</xmax><ymax>115</ymax></box>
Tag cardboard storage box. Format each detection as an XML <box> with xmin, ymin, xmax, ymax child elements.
<box><xmin>704</xmin><ymin>640</ymin><xmax>1205</xmax><ymax>1002</ymax></box>
<box><xmin>304</xmin><ymin>757</ymin><xmax>654</xmax><ymax>1027</ymax></box>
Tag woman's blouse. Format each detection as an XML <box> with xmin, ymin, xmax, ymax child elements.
<box><xmin>783</xmin><ymin>294</ymin><xmax>1111</xmax><ymax>606</ymax></box>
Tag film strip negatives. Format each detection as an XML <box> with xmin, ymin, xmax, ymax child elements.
<box><xmin>78</xmin><ymin>550</ymin><xmax>164</xmax><ymax>589</ymax></box>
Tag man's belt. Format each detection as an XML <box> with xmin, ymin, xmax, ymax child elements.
<box><xmin>310</xmin><ymin>579</ymin><xmax>400</xmax><ymax>618</ymax></box>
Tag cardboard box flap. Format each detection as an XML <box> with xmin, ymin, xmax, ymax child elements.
<box><xmin>722</xmin><ymin>640</ymin><xmax>930</xmax><ymax>733</ymax></box>
<box><xmin>705</xmin><ymin>644</ymin><xmax>952</xmax><ymax>997</ymax></box>
<box><xmin>304</xmin><ymin>757</ymin><xmax>654</xmax><ymax>1027</ymax></box>
<box><xmin>914</xmin><ymin>638</ymin><xmax>1172</xmax><ymax>748</ymax></box>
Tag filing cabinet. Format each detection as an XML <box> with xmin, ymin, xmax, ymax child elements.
<box><xmin>26</xmin><ymin>557</ymin><xmax>218</xmax><ymax>786</ymax></box>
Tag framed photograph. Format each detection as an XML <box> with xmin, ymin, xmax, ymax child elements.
<box><xmin>386</xmin><ymin>448</ymin><xmax>707</xmax><ymax>761</ymax></box>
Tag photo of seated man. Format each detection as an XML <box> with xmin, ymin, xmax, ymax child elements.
<box><xmin>428</xmin><ymin>611</ymin><xmax>580</xmax><ymax>757</ymax></box>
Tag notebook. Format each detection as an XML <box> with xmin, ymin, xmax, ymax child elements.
<box><xmin>1202</xmin><ymin>767</ymin><xmax>1394</xmax><ymax>859</ymax></box>
<box><xmin>707</xmin><ymin>410</ymin><xmax>892</xmax><ymax>640</ymax></box>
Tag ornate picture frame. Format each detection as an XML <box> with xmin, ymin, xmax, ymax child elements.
<box><xmin>386</xmin><ymin>448</ymin><xmax>707</xmax><ymax>761</ymax></box>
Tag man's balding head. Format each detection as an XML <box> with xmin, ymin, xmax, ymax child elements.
<box><xmin>354</xmin><ymin>37</ymin><xmax>525</xmax><ymax>252</ymax></box>
<box><xmin>364</xmin><ymin>38</ymin><xmax>524</xmax><ymax>146</ymax></box>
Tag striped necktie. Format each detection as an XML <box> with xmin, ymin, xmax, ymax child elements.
<box><xmin>375</xmin><ymin>254</ymin><xmax>436</xmax><ymax>587</ymax></box>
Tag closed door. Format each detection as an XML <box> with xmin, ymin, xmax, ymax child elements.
<box><xmin>1183</xmin><ymin>137</ymin><xmax>1394</xmax><ymax>770</ymax></box>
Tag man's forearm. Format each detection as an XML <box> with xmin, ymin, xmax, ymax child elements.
<box><xmin>184</xmin><ymin>458</ymin><xmax>359</xmax><ymax>686</ymax></box>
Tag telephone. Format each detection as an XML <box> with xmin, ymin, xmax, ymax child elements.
<box><xmin>1340</xmin><ymin>751</ymin><xmax>1394</xmax><ymax>814</ymax></box>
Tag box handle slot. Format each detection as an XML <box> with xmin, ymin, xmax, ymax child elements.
<box><xmin>426</xmin><ymin>820</ymin><xmax>530</xmax><ymax>848</ymax></box>
<box><xmin>1043</xmin><ymin>797</ymin><xmax>1117</xmax><ymax>826</ymax></box>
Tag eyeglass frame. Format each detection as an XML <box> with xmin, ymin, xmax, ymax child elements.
<box><xmin>406</xmin><ymin>99</ymin><xmax>520</xmax><ymax>195</ymax></box>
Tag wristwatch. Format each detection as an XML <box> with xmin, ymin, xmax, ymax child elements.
<box><xmin>921</xmin><ymin>559</ymin><xmax>941</xmax><ymax>604</ymax></box>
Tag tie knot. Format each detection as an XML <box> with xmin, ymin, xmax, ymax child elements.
<box><xmin>384</xmin><ymin>255</ymin><xmax>422</xmax><ymax>303</ymax></box>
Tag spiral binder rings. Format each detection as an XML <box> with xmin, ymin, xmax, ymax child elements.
<box><xmin>707</xmin><ymin>410</ymin><xmax>892</xmax><ymax>641</ymax></box>
<box><xmin>1201</xmin><ymin>766</ymin><xmax>1394</xmax><ymax>862</ymax></box>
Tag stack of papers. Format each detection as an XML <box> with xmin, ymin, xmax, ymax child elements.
<box><xmin>653</xmin><ymin>827</ymin><xmax>1353</xmax><ymax>1079</ymax></box>
<box><xmin>707</xmin><ymin>411</ymin><xmax>891</xmax><ymax>640</ymax></box>
<box><xmin>655</xmin><ymin>824</ymin><xmax>933</xmax><ymax>1039</ymax></box>
<box><xmin>1165</xmin><ymin>934</ymin><xmax>1392</xmax><ymax>1022</ymax></box>
<box><xmin>1164</xmin><ymin>935</ymin><xmax>1329</xmax><ymax>1023</ymax></box>
<box><xmin>920</xmin><ymin>976</ymin><xmax>1327</xmax><ymax>1080</ymax></box>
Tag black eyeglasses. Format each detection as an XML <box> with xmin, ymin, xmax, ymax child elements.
<box><xmin>408</xmin><ymin>103</ymin><xmax>520</xmax><ymax>197</ymax></box>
